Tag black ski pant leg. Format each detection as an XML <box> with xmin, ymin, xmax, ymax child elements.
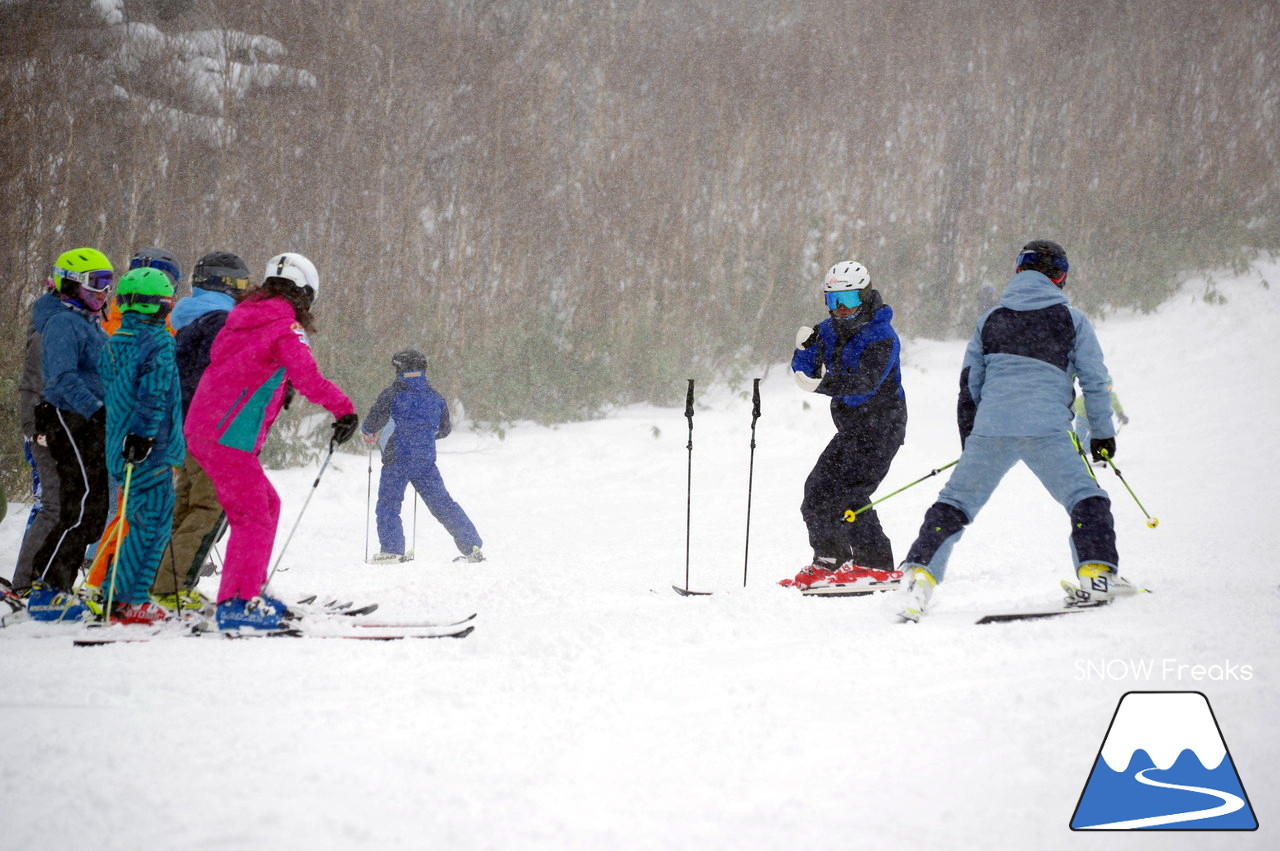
<box><xmin>12</xmin><ymin>437</ymin><xmax>61</xmax><ymax>593</ymax></box>
<box><xmin>31</xmin><ymin>410</ymin><xmax>108</xmax><ymax>591</ymax></box>
<box><xmin>801</xmin><ymin>429</ymin><xmax>902</xmax><ymax>569</ymax></box>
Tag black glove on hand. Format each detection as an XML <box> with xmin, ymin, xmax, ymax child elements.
<box><xmin>282</xmin><ymin>381</ymin><xmax>296</xmax><ymax>410</ymax></box>
<box><xmin>90</xmin><ymin>406</ymin><xmax>107</xmax><ymax>426</ymax></box>
<box><xmin>33</xmin><ymin>401</ymin><xmax>55</xmax><ymax>435</ymax></box>
<box><xmin>331</xmin><ymin>413</ymin><xmax>359</xmax><ymax>445</ymax></box>
<box><xmin>1090</xmin><ymin>437</ymin><xmax>1116</xmax><ymax>463</ymax></box>
<box><xmin>122</xmin><ymin>433</ymin><xmax>156</xmax><ymax>464</ymax></box>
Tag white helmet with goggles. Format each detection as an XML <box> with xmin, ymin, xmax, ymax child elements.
<box><xmin>823</xmin><ymin>260</ymin><xmax>870</xmax><ymax>311</ymax></box>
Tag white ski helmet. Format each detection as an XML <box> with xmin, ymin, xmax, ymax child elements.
<box><xmin>823</xmin><ymin>260</ymin><xmax>870</xmax><ymax>293</ymax></box>
<box><xmin>265</xmin><ymin>252</ymin><xmax>319</xmax><ymax>302</ymax></box>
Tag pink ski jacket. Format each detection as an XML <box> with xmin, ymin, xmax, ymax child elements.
<box><xmin>185</xmin><ymin>296</ymin><xmax>354</xmax><ymax>453</ymax></box>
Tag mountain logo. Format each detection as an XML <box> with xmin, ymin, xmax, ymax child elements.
<box><xmin>1071</xmin><ymin>691</ymin><xmax>1258</xmax><ymax>830</ymax></box>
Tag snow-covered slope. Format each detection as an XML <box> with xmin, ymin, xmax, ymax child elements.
<box><xmin>2</xmin><ymin>259</ymin><xmax>1277</xmax><ymax>850</ymax></box>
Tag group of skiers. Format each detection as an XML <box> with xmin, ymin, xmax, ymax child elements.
<box><xmin>2</xmin><ymin>236</ymin><xmax>1133</xmax><ymax>629</ymax></box>
<box><xmin>785</xmin><ymin>239</ymin><xmax>1139</xmax><ymax>621</ymax></box>
<box><xmin>3</xmin><ymin>245</ymin><xmax>483</xmax><ymax>632</ymax></box>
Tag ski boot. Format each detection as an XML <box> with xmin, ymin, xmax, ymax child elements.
<box><xmin>111</xmin><ymin>600</ymin><xmax>170</xmax><ymax>625</ymax></box>
<box><xmin>26</xmin><ymin>581</ymin><xmax>95</xmax><ymax>622</ymax></box>
<box><xmin>893</xmin><ymin>566</ymin><xmax>937</xmax><ymax>623</ymax></box>
<box><xmin>216</xmin><ymin>595</ymin><xmax>288</xmax><ymax>630</ymax></box>
<box><xmin>1062</xmin><ymin>563</ymin><xmax>1139</xmax><ymax>608</ymax></box>
<box><xmin>779</xmin><ymin>558</ymin><xmax>839</xmax><ymax>591</ymax></box>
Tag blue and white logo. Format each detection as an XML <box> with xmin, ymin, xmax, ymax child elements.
<box><xmin>1071</xmin><ymin>691</ymin><xmax>1257</xmax><ymax>830</ymax></box>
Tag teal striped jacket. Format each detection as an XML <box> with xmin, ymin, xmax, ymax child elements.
<box><xmin>98</xmin><ymin>312</ymin><xmax>185</xmax><ymax>479</ymax></box>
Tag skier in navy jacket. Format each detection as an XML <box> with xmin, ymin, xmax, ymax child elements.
<box><xmin>784</xmin><ymin>260</ymin><xmax>907</xmax><ymax>595</ymax></box>
<box><xmin>893</xmin><ymin>240</ymin><xmax>1138</xmax><ymax>622</ymax></box>
<box><xmin>361</xmin><ymin>350</ymin><xmax>484</xmax><ymax>563</ymax></box>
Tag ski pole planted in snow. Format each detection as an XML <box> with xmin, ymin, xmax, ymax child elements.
<box><xmin>842</xmin><ymin>460</ymin><xmax>958</xmax><ymax>523</ymax></box>
<box><xmin>742</xmin><ymin>378</ymin><xmax>761</xmax><ymax>587</ymax></box>
<box><xmin>269</xmin><ymin>439</ymin><xmax>338</xmax><ymax>581</ymax></box>
<box><xmin>682</xmin><ymin>379</ymin><xmax>695</xmax><ymax>592</ymax></box>
<box><xmin>1099</xmin><ymin>450</ymin><xmax>1160</xmax><ymax>528</ymax></box>
<box><xmin>364</xmin><ymin>445</ymin><xmax>374</xmax><ymax>562</ymax></box>
<box><xmin>105</xmin><ymin>462</ymin><xmax>135</xmax><ymax>620</ymax></box>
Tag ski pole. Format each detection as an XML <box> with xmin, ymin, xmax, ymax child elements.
<box><xmin>842</xmin><ymin>460</ymin><xmax>958</xmax><ymax>523</ymax></box>
<box><xmin>105</xmin><ymin>463</ymin><xmax>135</xmax><ymax>621</ymax></box>
<box><xmin>1099</xmin><ymin>449</ymin><xmax>1160</xmax><ymax>528</ymax></box>
<box><xmin>682</xmin><ymin>379</ymin><xmax>695</xmax><ymax>593</ymax></box>
<box><xmin>742</xmin><ymin>378</ymin><xmax>761</xmax><ymax>588</ymax></box>
<box><xmin>364</xmin><ymin>445</ymin><xmax>373</xmax><ymax>562</ymax></box>
<box><xmin>269</xmin><ymin>439</ymin><xmax>337</xmax><ymax>581</ymax></box>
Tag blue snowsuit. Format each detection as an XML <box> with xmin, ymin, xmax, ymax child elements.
<box><xmin>362</xmin><ymin>371</ymin><xmax>482</xmax><ymax>558</ymax></box>
<box><xmin>98</xmin><ymin>311</ymin><xmax>185</xmax><ymax>603</ymax></box>
<box><xmin>902</xmin><ymin>270</ymin><xmax>1118</xmax><ymax>581</ymax></box>
<box><xmin>791</xmin><ymin>289</ymin><xmax>907</xmax><ymax>569</ymax></box>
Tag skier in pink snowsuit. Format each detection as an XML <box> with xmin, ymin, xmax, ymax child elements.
<box><xmin>185</xmin><ymin>253</ymin><xmax>358</xmax><ymax>629</ymax></box>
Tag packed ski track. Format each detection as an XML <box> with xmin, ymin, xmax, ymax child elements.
<box><xmin>2</xmin><ymin>261</ymin><xmax>1277</xmax><ymax>850</ymax></box>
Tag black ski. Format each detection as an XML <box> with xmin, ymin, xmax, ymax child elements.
<box><xmin>975</xmin><ymin>606</ymin><xmax>1102</xmax><ymax>625</ymax></box>
<box><xmin>672</xmin><ymin>585</ymin><xmax>713</xmax><ymax>597</ymax></box>
<box><xmin>74</xmin><ymin>621</ymin><xmax>474</xmax><ymax>645</ymax></box>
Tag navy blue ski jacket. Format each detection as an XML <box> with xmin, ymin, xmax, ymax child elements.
<box><xmin>791</xmin><ymin>289</ymin><xmax>907</xmax><ymax>437</ymax></box>
<box><xmin>362</xmin><ymin>372</ymin><xmax>451</xmax><ymax>465</ymax></box>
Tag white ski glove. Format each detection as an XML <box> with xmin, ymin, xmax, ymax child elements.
<box><xmin>793</xmin><ymin>326</ymin><xmax>822</xmax><ymax>392</ymax></box>
<box><xmin>794</xmin><ymin>370</ymin><xmax>822</xmax><ymax>392</ymax></box>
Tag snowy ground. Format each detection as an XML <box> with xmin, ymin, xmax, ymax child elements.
<box><xmin>2</xmin><ymin>260</ymin><xmax>1277</xmax><ymax>850</ymax></box>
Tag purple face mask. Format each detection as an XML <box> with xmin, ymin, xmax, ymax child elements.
<box><xmin>75</xmin><ymin>287</ymin><xmax>110</xmax><ymax>312</ymax></box>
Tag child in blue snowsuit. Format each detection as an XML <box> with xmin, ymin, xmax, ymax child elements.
<box><xmin>96</xmin><ymin>266</ymin><xmax>184</xmax><ymax>623</ymax></box>
<box><xmin>361</xmin><ymin>350</ymin><xmax>484</xmax><ymax>563</ymax></box>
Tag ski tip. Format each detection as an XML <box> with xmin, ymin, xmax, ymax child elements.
<box><xmin>672</xmin><ymin>585</ymin><xmax>713</xmax><ymax>597</ymax></box>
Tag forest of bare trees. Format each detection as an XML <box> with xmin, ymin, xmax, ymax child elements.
<box><xmin>2</xmin><ymin>0</ymin><xmax>1277</xmax><ymax>480</ymax></box>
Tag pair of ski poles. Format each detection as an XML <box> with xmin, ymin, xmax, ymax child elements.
<box><xmin>681</xmin><ymin>377</ymin><xmax>762</xmax><ymax>594</ymax></box>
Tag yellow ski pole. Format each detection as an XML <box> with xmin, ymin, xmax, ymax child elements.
<box><xmin>1099</xmin><ymin>449</ymin><xmax>1160</xmax><ymax>528</ymax></box>
<box><xmin>105</xmin><ymin>462</ymin><xmax>134</xmax><ymax>621</ymax></box>
<box><xmin>843</xmin><ymin>460</ymin><xmax>958</xmax><ymax>523</ymax></box>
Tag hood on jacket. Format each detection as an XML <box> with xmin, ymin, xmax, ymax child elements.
<box><xmin>223</xmin><ymin>295</ymin><xmax>300</xmax><ymax>334</ymax></box>
<box><xmin>170</xmin><ymin>288</ymin><xmax>237</xmax><ymax>331</ymax></box>
<box><xmin>32</xmin><ymin>292</ymin><xmax>74</xmax><ymax>334</ymax></box>
<box><xmin>999</xmin><ymin>270</ymin><xmax>1070</xmax><ymax>312</ymax></box>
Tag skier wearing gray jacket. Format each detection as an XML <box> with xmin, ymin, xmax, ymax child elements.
<box><xmin>894</xmin><ymin>240</ymin><xmax>1137</xmax><ymax>622</ymax></box>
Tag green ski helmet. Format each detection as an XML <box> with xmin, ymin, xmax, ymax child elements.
<box><xmin>52</xmin><ymin>247</ymin><xmax>114</xmax><ymax>295</ymax></box>
<box><xmin>117</xmin><ymin>266</ymin><xmax>176</xmax><ymax>317</ymax></box>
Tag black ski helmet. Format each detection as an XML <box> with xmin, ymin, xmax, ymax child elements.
<box><xmin>392</xmin><ymin>349</ymin><xmax>427</xmax><ymax>373</ymax></box>
<box><xmin>192</xmin><ymin>251</ymin><xmax>251</xmax><ymax>297</ymax></box>
<box><xmin>1016</xmin><ymin>239</ymin><xmax>1069</xmax><ymax>284</ymax></box>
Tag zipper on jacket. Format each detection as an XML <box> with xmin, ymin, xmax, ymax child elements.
<box><xmin>216</xmin><ymin>388</ymin><xmax>248</xmax><ymax>432</ymax></box>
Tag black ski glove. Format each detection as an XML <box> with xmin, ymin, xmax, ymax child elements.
<box><xmin>122</xmin><ymin>433</ymin><xmax>156</xmax><ymax>464</ymax></box>
<box><xmin>331</xmin><ymin>413</ymin><xmax>359</xmax><ymax>445</ymax></box>
<box><xmin>1090</xmin><ymin>437</ymin><xmax>1116</xmax><ymax>463</ymax></box>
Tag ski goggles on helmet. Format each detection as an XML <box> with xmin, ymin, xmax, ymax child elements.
<box><xmin>193</xmin><ymin>272</ymin><xmax>250</xmax><ymax>293</ymax></box>
<box><xmin>55</xmin><ymin>267</ymin><xmax>114</xmax><ymax>292</ymax></box>
<box><xmin>129</xmin><ymin>255</ymin><xmax>182</xmax><ymax>283</ymax></box>
<box><xmin>825</xmin><ymin>290</ymin><xmax>862</xmax><ymax>310</ymax></box>
<box><xmin>119</xmin><ymin>292</ymin><xmax>175</xmax><ymax>310</ymax></box>
<box><xmin>1015</xmin><ymin>250</ymin><xmax>1069</xmax><ymax>275</ymax></box>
